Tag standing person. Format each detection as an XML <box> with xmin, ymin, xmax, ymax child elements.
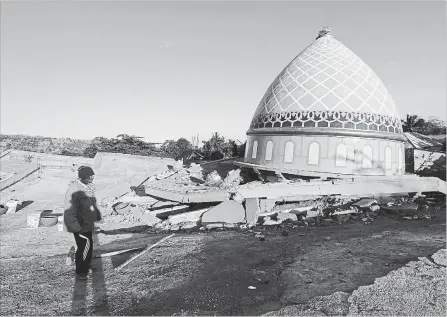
<box><xmin>64</xmin><ymin>166</ymin><xmax>101</xmax><ymax>280</ymax></box>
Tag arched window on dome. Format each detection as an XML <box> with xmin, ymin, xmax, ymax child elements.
<box><xmin>308</xmin><ymin>142</ymin><xmax>320</xmax><ymax>165</ymax></box>
<box><xmin>251</xmin><ymin>141</ymin><xmax>258</xmax><ymax>159</ymax></box>
<box><xmin>265</xmin><ymin>141</ymin><xmax>273</xmax><ymax>161</ymax></box>
<box><xmin>335</xmin><ymin>143</ymin><xmax>347</xmax><ymax>167</ymax></box>
<box><xmin>284</xmin><ymin>141</ymin><xmax>294</xmax><ymax>163</ymax></box>
<box><xmin>385</xmin><ymin>146</ymin><xmax>392</xmax><ymax>170</ymax></box>
<box><xmin>363</xmin><ymin>145</ymin><xmax>373</xmax><ymax>169</ymax></box>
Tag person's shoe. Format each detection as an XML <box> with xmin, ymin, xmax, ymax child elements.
<box><xmin>75</xmin><ymin>273</ymin><xmax>88</xmax><ymax>280</ymax></box>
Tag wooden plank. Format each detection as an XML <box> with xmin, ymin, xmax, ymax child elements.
<box><xmin>95</xmin><ymin>247</ymin><xmax>144</xmax><ymax>258</ymax></box>
<box><xmin>0</xmin><ymin>165</ymin><xmax>40</xmax><ymax>192</ymax></box>
<box><xmin>115</xmin><ymin>233</ymin><xmax>175</xmax><ymax>271</ymax></box>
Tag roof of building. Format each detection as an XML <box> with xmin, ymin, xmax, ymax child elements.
<box><xmin>249</xmin><ymin>27</ymin><xmax>403</xmax><ymax>137</ymax></box>
<box><xmin>404</xmin><ymin>132</ymin><xmax>446</xmax><ymax>150</ymax></box>
<box><xmin>181</xmin><ymin>149</ymin><xmax>204</xmax><ymax>160</ymax></box>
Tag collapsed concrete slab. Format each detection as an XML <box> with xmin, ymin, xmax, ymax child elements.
<box><xmin>167</xmin><ymin>208</ymin><xmax>209</xmax><ymax>225</ymax></box>
<box><xmin>201</xmin><ymin>200</ymin><xmax>246</xmax><ymax>224</ymax></box>
<box><xmin>150</xmin><ymin>205</ymin><xmax>191</xmax><ymax>220</ymax></box>
<box><xmin>144</xmin><ymin>184</ymin><xmax>229</xmax><ymax>203</ymax></box>
<box><xmin>140</xmin><ymin>212</ymin><xmax>162</xmax><ymax>227</ymax></box>
<box><xmin>118</xmin><ymin>196</ymin><xmax>159</xmax><ymax>204</ymax></box>
<box><xmin>236</xmin><ymin>176</ymin><xmax>447</xmax><ymax>199</ymax></box>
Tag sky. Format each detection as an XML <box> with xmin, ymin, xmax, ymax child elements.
<box><xmin>1</xmin><ymin>1</ymin><xmax>446</xmax><ymax>143</ymax></box>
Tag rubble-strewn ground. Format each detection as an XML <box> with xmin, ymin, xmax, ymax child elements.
<box><xmin>1</xmin><ymin>206</ymin><xmax>445</xmax><ymax>315</ymax></box>
<box><xmin>1</xmin><ymin>165</ymin><xmax>446</xmax><ymax>316</ymax></box>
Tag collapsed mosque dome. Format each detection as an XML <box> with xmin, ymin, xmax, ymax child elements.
<box><xmin>245</xmin><ymin>27</ymin><xmax>406</xmax><ymax>176</ymax></box>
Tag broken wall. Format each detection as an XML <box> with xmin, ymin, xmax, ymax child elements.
<box><xmin>406</xmin><ymin>148</ymin><xmax>446</xmax><ymax>180</ymax></box>
<box><xmin>93</xmin><ymin>152</ymin><xmax>176</xmax><ymax>200</ymax></box>
<box><xmin>2</xmin><ymin>150</ymin><xmax>93</xmax><ymax>169</ymax></box>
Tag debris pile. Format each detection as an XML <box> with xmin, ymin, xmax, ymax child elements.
<box><xmin>98</xmin><ymin>159</ymin><xmax>446</xmax><ymax>232</ymax></box>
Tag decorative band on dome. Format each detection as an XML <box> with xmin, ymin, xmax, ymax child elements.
<box><xmin>249</xmin><ymin>110</ymin><xmax>403</xmax><ymax>134</ymax></box>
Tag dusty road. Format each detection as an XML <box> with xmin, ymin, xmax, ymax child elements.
<box><xmin>1</xmin><ymin>209</ymin><xmax>445</xmax><ymax>316</ymax></box>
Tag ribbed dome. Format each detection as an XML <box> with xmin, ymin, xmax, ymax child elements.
<box><xmin>249</xmin><ymin>28</ymin><xmax>403</xmax><ymax>135</ymax></box>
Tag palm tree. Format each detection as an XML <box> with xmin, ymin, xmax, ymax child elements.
<box><xmin>402</xmin><ymin>115</ymin><xmax>425</xmax><ymax>133</ymax></box>
<box><xmin>209</xmin><ymin>132</ymin><xmax>226</xmax><ymax>152</ymax></box>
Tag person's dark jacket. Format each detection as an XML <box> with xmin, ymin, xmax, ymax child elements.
<box><xmin>64</xmin><ymin>180</ymin><xmax>101</xmax><ymax>233</ymax></box>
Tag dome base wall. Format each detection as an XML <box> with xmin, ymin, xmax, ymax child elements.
<box><xmin>244</xmin><ymin>134</ymin><xmax>406</xmax><ymax>176</ymax></box>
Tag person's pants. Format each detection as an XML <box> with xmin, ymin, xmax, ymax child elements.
<box><xmin>73</xmin><ymin>232</ymin><xmax>93</xmax><ymax>274</ymax></box>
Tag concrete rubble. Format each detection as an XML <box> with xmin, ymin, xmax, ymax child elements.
<box><xmin>98</xmin><ymin>159</ymin><xmax>447</xmax><ymax>232</ymax></box>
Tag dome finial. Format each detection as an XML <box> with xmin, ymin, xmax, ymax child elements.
<box><xmin>316</xmin><ymin>27</ymin><xmax>331</xmax><ymax>39</ymax></box>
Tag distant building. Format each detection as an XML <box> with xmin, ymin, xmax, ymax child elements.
<box><xmin>181</xmin><ymin>149</ymin><xmax>204</xmax><ymax>165</ymax></box>
<box><xmin>243</xmin><ymin>27</ymin><xmax>406</xmax><ymax>176</ymax></box>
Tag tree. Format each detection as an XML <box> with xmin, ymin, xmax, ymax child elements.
<box><xmin>202</xmin><ymin>132</ymin><xmax>226</xmax><ymax>154</ymax></box>
<box><xmin>201</xmin><ymin>132</ymin><xmax>235</xmax><ymax>159</ymax></box>
<box><xmin>402</xmin><ymin>114</ymin><xmax>425</xmax><ymax>133</ymax></box>
<box><xmin>161</xmin><ymin>138</ymin><xmax>193</xmax><ymax>160</ymax></box>
<box><xmin>418</xmin><ymin>117</ymin><xmax>446</xmax><ymax>135</ymax></box>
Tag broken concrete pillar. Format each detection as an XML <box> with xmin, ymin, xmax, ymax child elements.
<box><xmin>245</xmin><ymin>198</ymin><xmax>260</xmax><ymax>225</ymax></box>
<box><xmin>201</xmin><ymin>200</ymin><xmax>246</xmax><ymax>224</ymax></box>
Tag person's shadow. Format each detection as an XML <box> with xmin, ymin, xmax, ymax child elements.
<box><xmin>67</xmin><ymin>191</ymin><xmax>110</xmax><ymax>315</ymax></box>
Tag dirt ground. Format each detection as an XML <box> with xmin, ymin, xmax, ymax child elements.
<box><xmin>1</xmin><ymin>206</ymin><xmax>445</xmax><ymax>316</ymax></box>
<box><xmin>1</xmin><ymin>167</ymin><xmax>446</xmax><ymax>316</ymax></box>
